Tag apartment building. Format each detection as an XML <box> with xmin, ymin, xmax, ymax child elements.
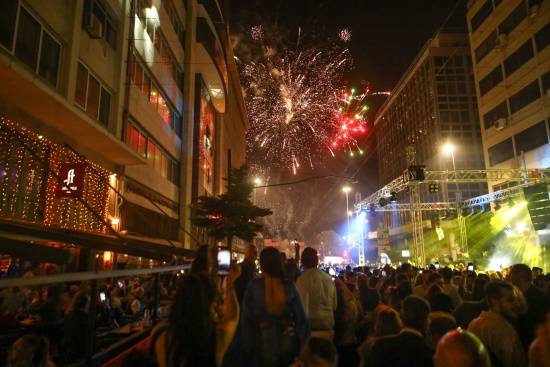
<box><xmin>375</xmin><ymin>30</ymin><xmax>487</xmax><ymax>209</ymax></box>
<box><xmin>467</xmin><ymin>0</ymin><xmax>550</xmax><ymax>192</ymax></box>
<box><xmin>0</xmin><ymin>0</ymin><xmax>248</xmax><ymax>270</ymax></box>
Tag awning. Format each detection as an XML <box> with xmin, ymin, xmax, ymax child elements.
<box><xmin>0</xmin><ymin>218</ymin><xmax>196</xmax><ymax>263</ymax></box>
<box><xmin>0</xmin><ymin>237</ymin><xmax>70</xmax><ymax>265</ymax></box>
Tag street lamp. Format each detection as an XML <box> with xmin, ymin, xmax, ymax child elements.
<box><xmin>343</xmin><ymin>187</ymin><xmax>351</xmax><ymax>238</ymax></box>
<box><xmin>253</xmin><ymin>178</ymin><xmax>261</xmax><ymax>204</ymax></box>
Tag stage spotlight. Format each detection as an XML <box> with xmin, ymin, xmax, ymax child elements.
<box><xmin>494</xmin><ymin>201</ymin><xmax>502</xmax><ymax>211</ymax></box>
<box><xmin>368</xmin><ymin>203</ymin><xmax>375</xmax><ymax>214</ymax></box>
<box><xmin>378</xmin><ymin>197</ymin><xmax>388</xmax><ymax>207</ymax></box>
<box><xmin>359</xmin><ymin>209</ymin><xmax>368</xmax><ymax>217</ymax></box>
<box><xmin>508</xmin><ymin>198</ymin><xmax>515</xmax><ymax>207</ymax></box>
<box><xmin>389</xmin><ymin>192</ymin><xmax>398</xmax><ymax>203</ymax></box>
<box><xmin>481</xmin><ymin>203</ymin><xmax>491</xmax><ymax>213</ymax></box>
<box><xmin>462</xmin><ymin>207</ymin><xmax>471</xmax><ymax>216</ymax></box>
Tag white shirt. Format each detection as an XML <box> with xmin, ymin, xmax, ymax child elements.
<box><xmin>296</xmin><ymin>268</ymin><xmax>337</xmax><ymax>331</ymax></box>
<box><xmin>442</xmin><ymin>283</ymin><xmax>463</xmax><ymax>308</ymax></box>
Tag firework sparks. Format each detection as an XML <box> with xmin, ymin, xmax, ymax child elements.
<box><xmin>240</xmin><ymin>27</ymin><xmax>352</xmax><ymax>173</ymax></box>
<box><xmin>339</xmin><ymin>28</ymin><xmax>352</xmax><ymax>42</ymax></box>
<box><xmin>330</xmin><ymin>87</ymin><xmax>369</xmax><ymax>156</ymax></box>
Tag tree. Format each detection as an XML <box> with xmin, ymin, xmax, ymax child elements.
<box><xmin>191</xmin><ymin>164</ymin><xmax>273</xmax><ymax>246</ymax></box>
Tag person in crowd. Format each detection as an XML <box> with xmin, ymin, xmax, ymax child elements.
<box><xmin>392</xmin><ymin>279</ymin><xmax>413</xmax><ymax>312</ymax></box>
<box><xmin>5</xmin><ymin>334</ymin><xmax>55</xmax><ymax>367</ymax></box>
<box><xmin>433</xmin><ymin>329</ymin><xmax>491</xmax><ymax>367</ymax></box>
<box><xmin>241</xmin><ymin>247</ymin><xmax>310</xmax><ymax>367</ymax></box>
<box><xmin>357</xmin><ymin>274</ymin><xmax>381</xmax><ymax>314</ymax></box>
<box><xmin>366</xmin><ymin>295</ymin><xmax>434</xmax><ymax>367</ymax></box>
<box><xmin>35</xmin><ymin>285</ymin><xmax>64</xmax><ymax>352</ymax></box>
<box><xmin>333</xmin><ymin>277</ymin><xmax>361</xmax><ymax>367</ymax></box>
<box><xmin>296</xmin><ymin>247</ymin><xmax>337</xmax><ymax>340</ymax></box>
<box><xmin>426</xmin><ymin>284</ymin><xmax>453</xmax><ymax>314</ymax></box>
<box><xmin>426</xmin><ymin>312</ymin><xmax>457</xmax><ymax>349</ymax></box>
<box><xmin>0</xmin><ymin>287</ymin><xmax>29</xmax><ymax>314</ymax></box>
<box><xmin>289</xmin><ymin>336</ymin><xmax>338</xmax><ymax>367</ymax></box>
<box><xmin>234</xmin><ymin>244</ymin><xmax>257</xmax><ymax>304</ymax></box>
<box><xmin>400</xmin><ymin>263</ymin><xmax>415</xmax><ymax>280</ymax></box>
<box><xmin>452</xmin><ymin>276</ymin><xmax>489</xmax><ymax>330</ymax></box>
<box><xmin>63</xmin><ymin>290</ymin><xmax>90</xmax><ymax>362</ymax></box>
<box><xmin>130</xmin><ymin>286</ymin><xmax>145</xmax><ymax>316</ymax></box>
<box><xmin>413</xmin><ymin>270</ymin><xmax>433</xmax><ymax>298</ymax></box>
<box><xmin>468</xmin><ymin>280</ymin><xmax>526</xmax><ymax>367</ymax></box>
<box><xmin>357</xmin><ymin>306</ymin><xmax>402</xmax><ymax>367</ymax></box>
<box><xmin>59</xmin><ymin>285</ymin><xmax>78</xmax><ymax>312</ymax></box>
<box><xmin>529</xmin><ymin>312</ymin><xmax>550</xmax><ymax>367</ymax></box>
<box><xmin>509</xmin><ymin>263</ymin><xmax>550</xmax><ymax>351</ymax></box>
<box><xmin>151</xmin><ymin>266</ymin><xmax>241</xmax><ymax>367</ymax></box>
<box><xmin>440</xmin><ymin>267</ymin><xmax>462</xmax><ymax>309</ymax></box>
<box><xmin>280</xmin><ymin>252</ymin><xmax>301</xmax><ymax>283</ymax></box>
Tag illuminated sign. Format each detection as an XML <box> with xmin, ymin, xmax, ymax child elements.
<box><xmin>56</xmin><ymin>163</ymin><xmax>86</xmax><ymax>198</ymax></box>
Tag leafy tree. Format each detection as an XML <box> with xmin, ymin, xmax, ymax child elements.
<box><xmin>191</xmin><ymin>164</ymin><xmax>273</xmax><ymax>246</ymax></box>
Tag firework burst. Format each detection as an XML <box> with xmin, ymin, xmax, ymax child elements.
<box><xmin>240</xmin><ymin>27</ymin><xmax>352</xmax><ymax>173</ymax></box>
<box><xmin>330</xmin><ymin>88</ymin><xmax>369</xmax><ymax>157</ymax></box>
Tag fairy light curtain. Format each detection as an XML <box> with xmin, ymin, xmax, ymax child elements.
<box><xmin>0</xmin><ymin>118</ymin><xmax>110</xmax><ymax>232</ymax></box>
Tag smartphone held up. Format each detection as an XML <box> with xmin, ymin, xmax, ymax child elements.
<box><xmin>217</xmin><ymin>247</ymin><xmax>231</xmax><ymax>276</ymax></box>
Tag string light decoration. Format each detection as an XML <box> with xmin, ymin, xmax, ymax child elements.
<box><xmin>0</xmin><ymin>117</ymin><xmax>111</xmax><ymax>233</ymax></box>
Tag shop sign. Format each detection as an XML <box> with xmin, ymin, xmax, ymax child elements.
<box><xmin>56</xmin><ymin>163</ymin><xmax>86</xmax><ymax>198</ymax></box>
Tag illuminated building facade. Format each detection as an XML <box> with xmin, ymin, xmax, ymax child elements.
<box><xmin>466</xmin><ymin>0</ymin><xmax>550</xmax><ymax>192</ymax></box>
<box><xmin>0</xmin><ymin>0</ymin><xmax>248</xmax><ymax>268</ymax></box>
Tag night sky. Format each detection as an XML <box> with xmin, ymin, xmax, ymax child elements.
<box><xmin>229</xmin><ymin>0</ymin><xmax>468</xmax><ymax>242</ymax></box>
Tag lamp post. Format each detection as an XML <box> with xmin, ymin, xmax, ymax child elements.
<box><xmin>253</xmin><ymin>178</ymin><xmax>261</xmax><ymax>204</ymax></box>
<box><xmin>443</xmin><ymin>143</ymin><xmax>459</xmax><ymax>195</ymax></box>
<box><xmin>343</xmin><ymin>187</ymin><xmax>351</xmax><ymax>238</ymax></box>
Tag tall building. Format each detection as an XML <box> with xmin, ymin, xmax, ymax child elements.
<box><xmin>0</xmin><ymin>0</ymin><xmax>248</xmax><ymax>270</ymax></box>
<box><xmin>375</xmin><ymin>30</ymin><xmax>488</xmax><ymax>211</ymax></box>
<box><xmin>466</xmin><ymin>0</ymin><xmax>550</xmax><ymax>192</ymax></box>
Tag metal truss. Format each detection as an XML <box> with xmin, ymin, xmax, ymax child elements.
<box><xmin>358</xmin><ymin>202</ymin><xmax>456</xmax><ymax>211</ymax></box>
<box><xmin>354</xmin><ymin>169</ymin><xmax>550</xmax><ymax>211</ymax></box>
<box><xmin>353</xmin><ymin>167</ymin><xmax>550</xmax><ymax>267</ymax></box>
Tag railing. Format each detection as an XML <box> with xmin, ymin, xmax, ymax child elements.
<box><xmin>0</xmin><ymin>264</ymin><xmax>190</xmax><ymax>367</ymax></box>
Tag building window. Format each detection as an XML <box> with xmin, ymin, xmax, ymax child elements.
<box><xmin>535</xmin><ymin>21</ymin><xmax>550</xmax><ymax>52</ymax></box>
<box><xmin>504</xmin><ymin>40</ymin><xmax>534</xmax><ymax>77</ymax></box>
<box><xmin>483</xmin><ymin>101</ymin><xmax>508</xmax><ymax>130</ymax></box>
<box><xmin>471</xmin><ymin>0</ymin><xmax>494</xmax><ymax>32</ymax></box>
<box><xmin>83</xmin><ymin>0</ymin><xmax>116</xmax><ymax>49</ymax></box>
<box><xmin>0</xmin><ymin>0</ymin><xmax>18</xmax><ymax>51</ymax></box>
<box><xmin>125</xmin><ymin>121</ymin><xmax>180</xmax><ymax>185</ymax></box>
<box><xmin>74</xmin><ymin>62</ymin><xmax>111</xmax><ymax>127</ymax></box>
<box><xmin>2</xmin><ymin>6</ymin><xmax>61</xmax><ymax>88</ymax></box>
<box><xmin>162</xmin><ymin>0</ymin><xmax>186</xmax><ymax>49</ymax></box>
<box><xmin>542</xmin><ymin>70</ymin><xmax>550</xmax><ymax>94</ymax></box>
<box><xmin>515</xmin><ymin>120</ymin><xmax>548</xmax><ymax>155</ymax></box>
<box><xmin>130</xmin><ymin>54</ymin><xmax>182</xmax><ymax>136</ymax></box>
<box><xmin>488</xmin><ymin>138</ymin><xmax>514</xmax><ymax>166</ymax></box>
<box><xmin>479</xmin><ymin>65</ymin><xmax>503</xmax><ymax>96</ymax></box>
<box><xmin>475</xmin><ymin>30</ymin><xmax>497</xmax><ymax>63</ymax></box>
<box><xmin>509</xmin><ymin>80</ymin><xmax>541</xmax><ymax>114</ymax></box>
<box><xmin>498</xmin><ymin>2</ymin><xmax>527</xmax><ymax>36</ymax></box>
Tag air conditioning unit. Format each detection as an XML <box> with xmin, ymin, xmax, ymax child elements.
<box><xmin>494</xmin><ymin>118</ymin><xmax>507</xmax><ymax>130</ymax></box>
<box><xmin>529</xmin><ymin>4</ymin><xmax>540</xmax><ymax>18</ymax></box>
<box><xmin>84</xmin><ymin>13</ymin><xmax>103</xmax><ymax>39</ymax></box>
<box><xmin>495</xmin><ymin>34</ymin><xmax>507</xmax><ymax>48</ymax></box>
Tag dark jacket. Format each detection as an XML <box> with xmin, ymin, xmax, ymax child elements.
<box><xmin>366</xmin><ymin>330</ymin><xmax>434</xmax><ymax>367</ymax></box>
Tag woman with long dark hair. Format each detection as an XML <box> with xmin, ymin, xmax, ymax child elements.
<box><xmin>241</xmin><ymin>247</ymin><xmax>310</xmax><ymax>367</ymax></box>
<box><xmin>152</xmin><ymin>264</ymin><xmax>240</xmax><ymax>367</ymax></box>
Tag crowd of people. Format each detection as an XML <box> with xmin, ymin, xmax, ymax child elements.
<box><xmin>2</xmin><ymin>246</ymin><xmax>550</xmax><ymax>366</ymax></box>
<box><xmin>148</xmin><ymin>243</ymin><xmax>550</xmax><ymax>367</ymax></box>
<box><xmin>0</xmin><ymin>270</ymin><xmax>175</xmax><ymax>366</ymax></box>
